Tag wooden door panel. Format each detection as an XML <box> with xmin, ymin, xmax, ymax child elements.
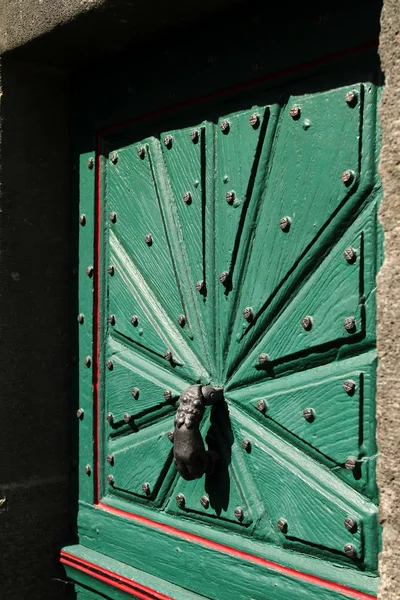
<box><xmin>71</xmin><ymin>53</ymin><xmax>381</xmax><ymax>597</ymax></box>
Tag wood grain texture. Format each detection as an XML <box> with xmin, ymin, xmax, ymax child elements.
<box><xmin>74</xmin><ymin>73</ymin><xmax>381</xmax><ymax>599</ymax></box>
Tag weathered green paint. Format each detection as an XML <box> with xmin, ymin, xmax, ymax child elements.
<box><xmin>69</xmin><ymin>20</ymin><xmax>382</xmax><ymax>599</ymax></box>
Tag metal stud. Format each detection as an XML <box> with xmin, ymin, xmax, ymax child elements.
<box><xmin>289</xmin><ymin>105</ymin><xmax>301</xmax><ymax>119</ymax></box>
<box><xmin>110</xmin><ymin>152</ymin><xmax>118</xmax><ymax>164</ymax></box>
<box><xmin>163</xmin><ymin>390</ymin><xmax>172</xmax><ymax>401</ymax></box>
<box><xmin>303</xmin><ymin>407</ymin><xmax>315</xmax><ymax>422</ymax></box>
<box><xmin>343</xmin><ymin>379</ymin><xmax>356</xmax><ymax>394</ymax></box>
<box><xmin>177</xmin><ymin>315</ymin><xmax>185</xmax><ymax>327</ymax></box>
<box><xmin>344</xmin><ymin>517</ymin><xmax>357</xmax><ymax>533</ymax></box>
<box><xmin>130</xmin><ymin>315</ymin><xmax>139</xmax><ymax>326</ymax></box>
<box><xmin>123</xmin><ymin>413</ymin><xmax>131</xmax><ymax>423</ymax></box>
<box><xmin>344</xmin><ymin>543</ymin><xmax>357</xmax><ymax>558</ymax></box>
<box><xmin>176</xmin><ymin>493</ymin><xmax>185</xmax><ymax>508</ymax></box>
<box><xmin>144</xmin><ymin>234</ymin><xmax>153</xmax><ymax>245</ymax></box>
<box><xmin>183</xmin><ymin>192</ymin><xmax>192</xmax><ymax>204</ymax></box>
<box><xmin>345</xmin><ymin>456</ymin><xmax>357</xmax><ymax>470</ymax></box>
<box><xmin>108</xmin><ymin>314</ymin><xmax>116</xmax><ymax>326</ymax></box>
<box><xmin>190</xmin><ymin>129</ymin><xmax>199</xmax><ymax>143</ymax></box>
<box><xmin>164</xmin><ymin>135</ymin><xmax>173</xmax><ymax>148</ymax></box>
<box><xmin>280</xmin><ymin>216</ymin><xmax>291</xmax><ymax>232</ymax></box>
<box><xmin>345</xmin><ymin>90</ymin><xmax>358</xmax><ymax>105</ymax></box>
<box><xmin>341</xmin><ymin>170</ymin><xmax>355</xmax><ymax>185</ymax></box>
<box><xmin>243</xmin><ymin>307</ymin><xmax>254</xmax><ymax>322</ymax></box>
<box><xmin>234</xmin><ymin>507</ymin><xmax>244</xmax><ymax>522</ymax></box>
<box><xmin>76</xmin><ymin>408</ymin><xmax>84</xmax><ymax>420</ymax></box>
<box><xmin>344</xmin><ymin>316</ymin><xmax>356</xmax><ymax>332</ymax></box>
<box><xmin>258</xmin><ymin>353</ymin><xmax>269</xmax><ymax>365</ymax></box>
<box><xmin>277</xmin><ymin>518</ymin><xmax>288</xmax><ymax>533</ymax></box>
<box><xmin>167</xmin><ymin>430</ymin><xmax>174</xmax><ymax>442</ymax></box>
<box><xmin>256</xmin><ymin>399</ymin><xmax>266</xmax><ymax>413</ymax></box>
<box><xmin>142</xmin><ymin>482</ymin><xmax>151</xmax><ymax>495</ymax></box>
<box><xmin>109</xmin><ymin>212</ymin><xmax>117</xmax><ymax>223</ymax></box>
<box><xmin>226</xmin><ymin>190</ymin><xmax>235</xmax><ymax>205</ymax></box>
<box><xmin>107</xmin><ymin>265</ymin><xmax>115</xmax><ymax>276</ymax></box>
<box><xmin>164</xmin><ymin>350</ymin><xmax>173</xmax><ymax>362</ymax></box>
<box><xmin>200</xmin><ymin>495</ymin><xmax>209</xmax><ymax>509</ymax></box>
<box><xmin>86</xmin><ymin>266</ymin><xmax>94</xmax><ymax>277</ymax></box>
<box><xmin>219</xmin><ymin>271</ymin><xmax>229</xmax><ymax>285</ymax></box>
<box><xmin>107</xmin><ymin>474</ymin><xmax>115</xmax><ymax>485</ymax></box>
<box><xmin>344</xmin><ymin>247</ymin><xmax>357</xmax><ymax>263</ymax></box>
<box><xmin>107</xmin><ymin>412</ymin><xmax>114</xmax><ymax>424</ymax></box>
<box><xmin>249</xmin><ymin>113</ymin><xmax>260</xmax><ymax>128</ymax></box>
<box><xmin>242</xmin><ymin>439</ymin><xmax>251</xmax><ymax>452</ymax></box>
<box><xmin>77</xmin><ymin>313</ymin><xmax>84</xmax><ymax>324</ymax></box>
<box><xmin>79</xmin><ymin>214</ymin><xmax>86</xmax><ymax>226</ymax></box>
<box><xmin>131</xmin><ymin>387</ymin><xmax>140</xmax><ymax>399</ymax></box>
<box><xmin>85</xmin><ymin>465</ymin><xmax>91</xmax><ymax>475</ymax></box>
<box><xmin>106</xmin><ymin>359</ymin><xmax>114</xmax><ymax>370</ymax></box>
<box><xmin>87</xmin><ymin>157</ymin><xmax>94</xmax><ymax>169</ymax></box>
<box><xmin>106</xmin><ymin>454</ymin><xmax>114</xmax><ymax>465</ymax></box>
<box><xmin>137</xmin><ymin>146</ymin><xmax>146</xmax><ymax>159</ymax></box>
<box><xmin>195</xmin><ymin>280</ymin><xmax>205</xmax><ymax>294</ymax></box>
<box><xmin>84</xmin><ymin>356</ymin><xmax>91</xmax><ymax>368</ymax></box>
<box><xmin>220</xmin><ymin>120</ymin><xmax>230</xmax><ymax>133</ymax></box>
<box><xmin>302</xmin><ymin>315</ymin><xmax>313</xmax><ymax>331</ymax></box>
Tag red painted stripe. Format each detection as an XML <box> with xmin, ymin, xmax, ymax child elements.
<box><xmin>98</xmin><ymin>40</ymin><xmax>378</xmax><ymax>134</ymax></box>
<box><xmin>91</xmin><ymin>40</ymin><xmax>379</xmax><ymax>600</ymax></box>
<box><xmin>97</xmin><ymin>502</ymin><xmax>376</xmax><ymax>600</ymax></box>
<box><xmin>61</xmin><ymin>554</ymin><xmax>174</xmax><ymax>600</ymax></box>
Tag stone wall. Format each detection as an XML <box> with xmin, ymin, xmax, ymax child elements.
<box><xmin>377</xmin><ymin>2</ymin><xmax>400</xmax><ymax>599</ymax></box>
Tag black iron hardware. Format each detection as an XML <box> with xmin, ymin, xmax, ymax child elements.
<box><xmin>172</xmin><ymin>384</ymin><xmax>224</xmax><ymax>480</ymax></box>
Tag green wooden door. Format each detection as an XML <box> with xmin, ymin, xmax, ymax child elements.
<box><xmin>63</xmin><ymin>15</ymin><xmax>382</xmax><ymax>598</ymax></box>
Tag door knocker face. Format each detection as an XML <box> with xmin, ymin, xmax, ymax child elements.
<box><xmin>172</xmin><ymin>385</ymin><xmax>224</xmax><ymax>480</ymax></box>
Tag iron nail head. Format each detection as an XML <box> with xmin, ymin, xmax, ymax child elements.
<box><xmin>303</xmin><ymin>407</ymin><xmax>315</xmax><ymax>422</ymax></box>
<box><xmin>302</xmin><ymin>315</ymin><xmax>313</xmax><ymax>331</ymax></box>
<box><xmin>344</xmin><ymin>316</ymin><xmax>356</xmax><ymax>332</ymax></box>
<box><xmin>220</xmin><ymin>120</ymin><xmax>230</xmax><ymax>133</ymax></box>
<box><xmin>343</xmin><ymin>379</ymin><xmax>356</xmax><ymax>394</ymax></box>
<box><xmin>341</xmin><ymin>169</ymin><xmax>355</xmax><ymax>185</ymax></box>
<box><xmin>200</xmin><ymin>495</ymin><xmax>210</xmax><ymax>509</ymax></box>
<box><xmin>249</xmin><ymin>113</ymin><xmax>260</xmax><ymax>128</ymax></box>
<box><xmin>344</xmin><ymin>517</ymin><xmax>357</xmax><ymax>533</ymax></box>
<box><xmin>243</xmin><ymin>307</ymin><xmax>254</xmax><ymax>322</ymax></box>
<box><xmin>345</xmin><ymin>456</ymin><xmax>357</xmax><ymax>470</ymax></box>
<box><xmin>289</xmin><ymin>105</ymin><xmax>301</xmax><ymax>119</ymax></box>
<box><xmin>344</xmin><ymin>543</ymin><xmax>357</xmax><ymax>558</ymax></box>
<box><xmin>344</xmin><ymin>247</ymin><xmax>357</xmax><ymax>263</ymax></box>
<box><xmin>258</xmin><ymin>353</ymin><xmax>269</xmax><ymax>365</ymax></box>
<box><xmin>277</xmin><ymin>518</ymin><xmax>288</xmax><ymax>533</ymax></box>
<box><xmin>234</xmin><ymin>507</ymin><xmax>244</xmax><ymax>522</ymax></box>
<box><xmin>280</xmin><ymin>216</ymin><xmax>291</xmax><ymax>232</ymax></box>
<box><xmin>176</xmin><ymin>493</ymin><xmax>185</xmax><ymax>507</ymax></box>
<box><xmin>190</xmin><ymin>129</ymin><xmax>199</xmax><ymax>143</ymax></box>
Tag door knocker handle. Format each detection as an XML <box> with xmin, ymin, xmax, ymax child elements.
<box><xmin>172</xmin><ymin>385</ymin><xmax>224</xmax><ymax>480</ymax></box>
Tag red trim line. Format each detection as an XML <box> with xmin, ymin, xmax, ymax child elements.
<box><xmin>91</xmin><ymin>40</ymin><xmax>379</xmax><ymax>600</ymax></box>
<box><xmin>98</xmin><ymin>40</ymin><xmax>378</xmax><ymax>135</ymax></box>
<box><xmin>61</xmin><ymin>551</ymin><xmax>174</xmax><ymax>600</ymax></box>
<box><xmin>97</xmin><ymin>502</ymin><xmax>376</xmax><ymax>600</ymax></box>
